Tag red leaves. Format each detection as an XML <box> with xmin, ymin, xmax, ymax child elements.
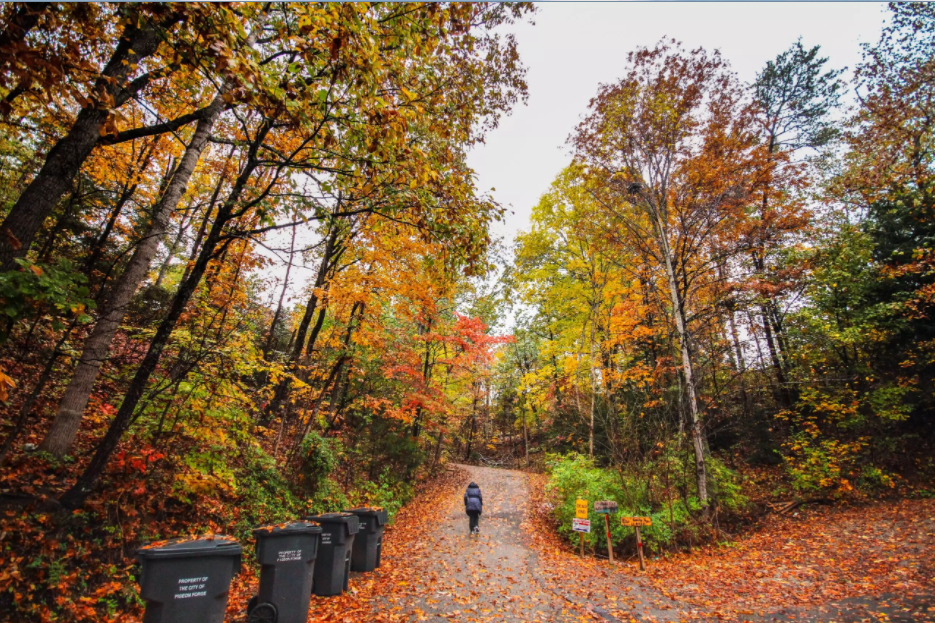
<box><xmin>112</xmin><ymin>447</ymin><xmax>164</xmax><ymax>474</ymax></box>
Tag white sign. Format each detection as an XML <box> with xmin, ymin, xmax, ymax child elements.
<box><xmin>572</xmin><ymin>518</ymin><xmax>591</xmax><ymax>533</ymax></box>
<box><xmin>277</xmin><ymin>549</ymin><xmax>303</xmax><ymax>562</ymax></box>
<box><xmin>174</xmin><ymin>576</ymin><xmax>208</xmax><ymax>600</ymax></box>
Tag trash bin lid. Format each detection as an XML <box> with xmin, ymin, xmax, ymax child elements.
<box><xmin>343</xmin><ymin>507</ymin><xmax>388</xmax><ymax>526</ymax></box>
<box><xmin>305</xmin><ymin>513</ymin><xmax>359</xmax><ymax>533</ymax></box>
<box><xmin>253</xmin><ymin>520</ymin><xmax>322</xmax><ymax>537</ymax></box>
<box><xmin>137</xmin><ymin>535</ymin><xmax>241</xmax><ymax>560</ymax></box>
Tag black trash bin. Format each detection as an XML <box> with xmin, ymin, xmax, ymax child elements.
<box><xmin>343</xmin><ymin>507</ymin><xmax>388</xmax><ymax>572</ymax></box>
<box><xmin>137</xmin><ymin>535</ymin><xmax>242</xmax><ymax>623</ymax></box>
<box><xmin>247</xmin><ymin>521</ymin><xmax>322</xmax><ymax>623</ymax></box>
<box><xmin>304</xmin><ymin>513</ymin><xmax>358</xmax><ymax>596</ymax></box>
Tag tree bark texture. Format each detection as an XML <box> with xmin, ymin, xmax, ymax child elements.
<box><xmin>653</xmin><ymin>210</ymin><xmax>710</xmax><ymax>515</ymax></box>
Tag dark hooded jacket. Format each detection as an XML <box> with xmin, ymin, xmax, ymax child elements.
<box><xmin>464</xmin><ymin>482</ymin><xmax>483</xmax><ymax>514</ymax></box>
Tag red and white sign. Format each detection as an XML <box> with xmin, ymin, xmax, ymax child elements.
<box><xmin>572</xmin><ymin>518</ymin><xmax>591</xmax><ymax>533</ymax></box>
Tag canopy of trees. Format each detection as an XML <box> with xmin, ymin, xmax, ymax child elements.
<box><xmin>0</xmin><ymin>2</ymin><xmax>933</xmax><ymax>620</ymax></box>
<box><xmin>502</xmin><ymin>3</ymin><xmax>935</xmax><ymax>542</ymax></box>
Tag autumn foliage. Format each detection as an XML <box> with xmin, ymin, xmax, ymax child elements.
<box><xmin>504</xmin><ymin>3</ymin><xmax>935</xmax><ymax>555</ymax></box>
<box><xmin>1</xmin><ymin>2</ymin><xmax>934</xmax><ymax>622</ymax></box>
<box><xmin>0</xmin><ymin>3</ymin><xmax>527</xmax><ymax>620</ymax></box>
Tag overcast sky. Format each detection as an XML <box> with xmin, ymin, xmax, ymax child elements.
<box><xmin>467</xmin><ymin>2</ymin><xmax>889</xmax><ymax>245</ymax></box>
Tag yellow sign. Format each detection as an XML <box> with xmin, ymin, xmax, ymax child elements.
<box><xmin>620</xmin><ymin>516</ymin><xmax>652</xmax><ymax>527</ymax></box>
<box><xmin>575</xmin><ymin>499</ymin><xmax>588</xmax><ymax>519</ymax></box>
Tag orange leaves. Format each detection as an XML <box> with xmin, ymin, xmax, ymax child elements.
<box><xmin>0</xmin><ymin>366</ymin><xmax>15</xmax><ymax>403</ymax></box>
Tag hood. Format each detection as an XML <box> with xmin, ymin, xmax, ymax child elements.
<box><xmin>467</xmin><ymin>482</ymin><xmax>479</xmax><ymax>490</ymax></box>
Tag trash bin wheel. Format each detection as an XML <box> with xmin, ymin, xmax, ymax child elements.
<box><xmin>248</xmin><ymin>602</ymin><xmax>277</xmax><ymax>623</ymax></box>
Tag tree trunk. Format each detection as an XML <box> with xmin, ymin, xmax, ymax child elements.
<box><xmin>432</xmin><ymin>431</ymin><xmax>444</xmax><ymax>472</ymax></box>
<box><xmin>588</xmin><ymin>313</ymin><xmax>597</xmax><ymax>459</ymax></box>
<box><xmin>0</xmin><ymin>11</ymin><xmax>174</xmax><ymax>270</ymax></box>
<box><xmin>153</xmin><ymin>203</ymin><xmax>193</xmax><ymax>289</ymax></box>
<box><xmin>411</xmin><ymin>317</ymin><xmax>433</xmax><ymax>440</ymax></box>
<box><xmin>85</xmin><ymin>140</ymin><xmax>158</xmax><ymax>281</ymax></box>
<box><xmin>265</xmin><ymin>226</ymin><xmax>340</xmax><ymax>419</ymax></box>
<box><xmin>654</xmin><ymin>212</ymin><xmax>710</xmax><ymax>516</ymax></box>
<box><xmin>85</xmin><ymin>180</ymin><xmax>140</xmax><ymax>287</ymax></box>
<box><xmin>464</xmin><ymin>388</ymin><xmax>478</xmax><ymax>461</ymax></box>
<box><xmin>263</xmin><ymin>221</ymin><xmax>297</xmax><ymax>357</ymax></box>
<box><xmin>38</xmin><ymin>93</ymin><xmax>227</xmax><ymax>458</ymax></box>
<box><xmin>295</xmin><ymin>227</ymin><xmax>340</xmax><ymax>360</ymax></box>
<box><xmin>59</xmin><ymin>117</ymin><xmax>271</xmax><ymax>509</ymax></box>
<box><xmin>760</xmin><ymin>301</ymin><xmax>791</xmax><ymax>408</ymax></box>
<box><xmin>523</xmin><ymin>401</ymin><xmax>529</xmax><ymax>467</ymax></box>
<box><xmin>180</xmin><ymin>147</ymin><xmax>234</xmax><ymax>285</ymax></box>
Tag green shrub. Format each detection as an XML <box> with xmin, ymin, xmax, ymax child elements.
<box><xmin>298</xmin><ymin>431</ymin><xmax>341</xmax><ymax>495</ymax></box>
<box><xmin>545</xmin><ymin>452</ymin><xmax>746</xmax><ymax>554</ymax></box>
<box><xmin>0</xmin><ymin>258</ymin><xmax>94</xmax><ymax>336</ymax></box>
<box><xmin>346</xmin><ymin>468</ymin><xmax>415</xmax><ymax>522</ymax></box>
<box><xmin>305</xmin><ymin>476</ymin><xmax>350</xmax><ymax>516</ymax></box>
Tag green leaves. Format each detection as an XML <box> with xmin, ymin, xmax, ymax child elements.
<box><xmin>0</xmin><ymin>258</ymin><xmax>95</xmax><ymax>335</ymax></box>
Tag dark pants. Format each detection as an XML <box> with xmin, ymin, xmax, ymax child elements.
<box><xmin>467</xmin><ymin>511</ymin><xmax>480</xmax><ymax>532</ymax></box>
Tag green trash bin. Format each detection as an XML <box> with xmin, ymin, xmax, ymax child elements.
<box><xmin>343</xmin><ymin>507</ymin><xmax>387</xmax><ymax>572</ymax></box>
<box><xmin>304</xmin><ymin>513</ymin><xmax>358</xmax><ymax>596</ymax></box>
<box><xmin>137</xmin><ymin>535</ymin><xmax>242</xmax><ymax>623</ymax></box>
<box><xmin>248</xmin><ymin>521</ymin><xmax>321</xmax><ymax>623</ymax></box>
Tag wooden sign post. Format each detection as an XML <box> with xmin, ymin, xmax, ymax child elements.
<box><xmin>572</xmin><ymin>517</ymin><xmax>591</xmax><ymax>557</ymax></box>
<box><xmin>604</xmin><ymin>515</ymin><xmax>613</xmax><ymax>563</ymax></box>
<box><xmin>635</xmin><ymin>525</ymin><xmax>645</xmax><ymax>571</ymax></box>
<box><xmin>575</xmin><ymin>499</ymin><xmax>588</xmax><ymax>557</ymax></box>
<box><xmin>620</xmin><ymin>516</ymin><xmax>652</xmax><ymax>570</ymax></box>
<box><xmin>594</xmin><ymin>501</ymin><xmax>619</xmax><ymax>563</ymax></box>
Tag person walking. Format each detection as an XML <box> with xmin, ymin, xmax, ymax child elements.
<box><xmin>464</xmin><ymin>481</ymin><xmax>483</xmax><ymax>534</ymax></box>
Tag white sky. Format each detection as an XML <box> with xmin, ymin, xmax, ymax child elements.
<box><xmin>468</xmin><ymin>2</ymin><xmax>889</xmax><ymax>244</ymax></box>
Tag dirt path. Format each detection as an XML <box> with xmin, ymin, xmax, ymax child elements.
<box><xmin>375</xmin><ymin>464</ymin><xmax>591</xmax><ymax>621</ymax></box>
<box><xmin>305</xmin><ymin>463</ymin><xmax>672</xmax><ymax>622</ymax></box>
<box><xmin>305</xmin><ymin>465</ymin><xmax>934</xmax><ymax>623</ymax></box>
<box><xmin>351</xmin><ymin>464</ymin><xmax>681</xmax><ymax>623</ymax></box>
